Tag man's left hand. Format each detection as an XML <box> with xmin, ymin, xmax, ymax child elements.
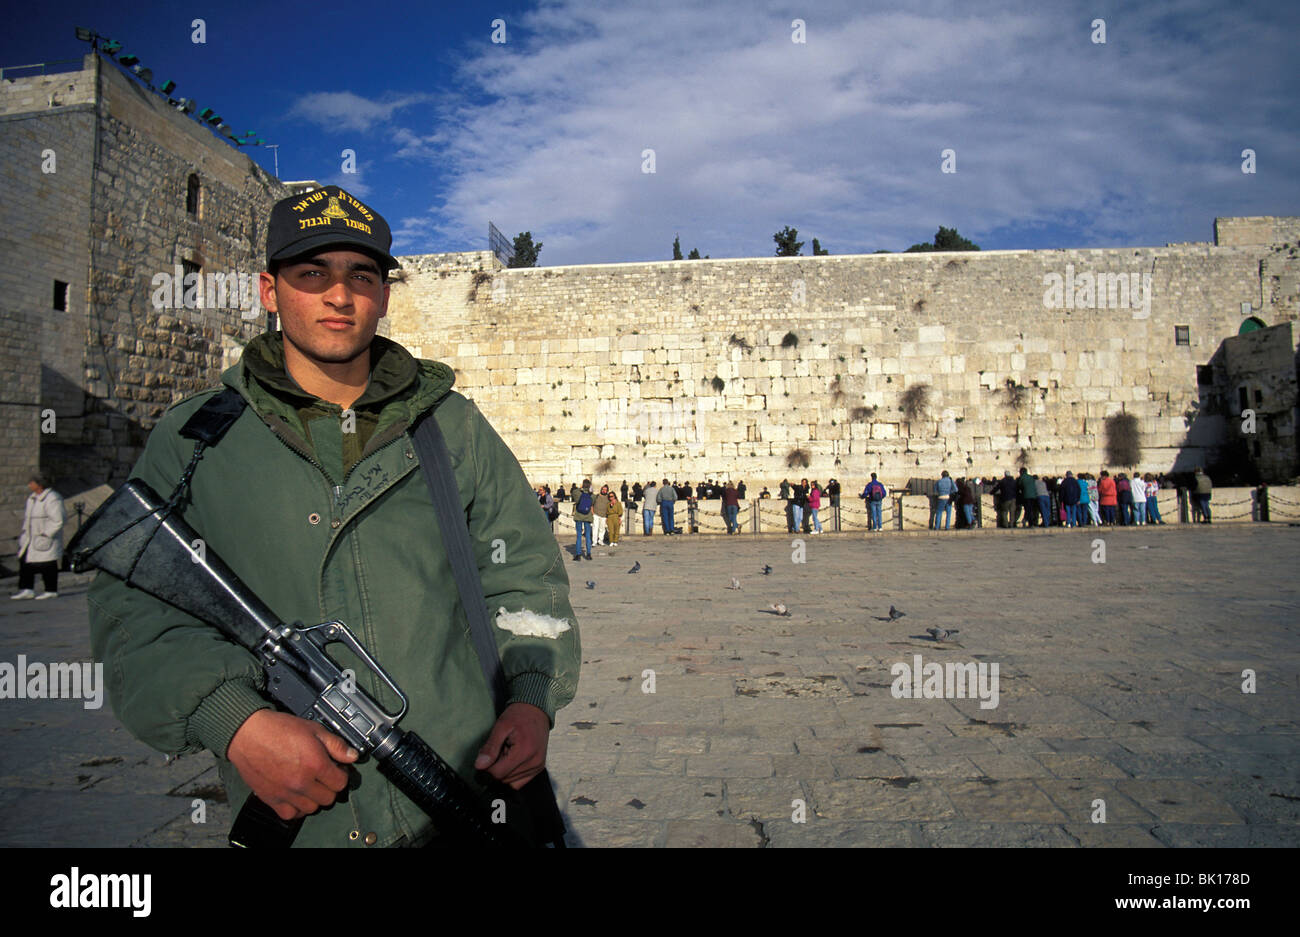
<box><xmin>474</xmin><ymin>702</ymin><xmax>550</xmax><ymax>790</ymax></box>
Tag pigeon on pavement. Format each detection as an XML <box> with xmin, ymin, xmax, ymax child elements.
<box><xmin>769</xmin><ymin>603</ymin><xmax>790</xmax><ymax>617</ymax></box>
<box><xmin>926</xmin><ymin>627</ymin><xmax>959</xmax><ymax>642</ymax></box>
<box><xmin>628</xmin><ymin>561</ymin><xmax>641</xmax><ymax>573</ymax></box>
<box><xmin>762</xmin><ymin>564</ymin><xmax>773</xmax><ymax>575</ymax></box>
<box><xmin>889</xmin><ymin>605</ymin><xmax>906</xmax><ymax>620</ymax></box>
<box><xmin>727</xmin><ymin>577</ymin><xmax>741</xmax><ymax>590</ymax></box>
<box><xmin>585</xmin><ymin>580</ymin><xmax>596</xmax><ymax>590</ymax></box>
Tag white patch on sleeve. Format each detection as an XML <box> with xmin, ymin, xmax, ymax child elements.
<box><xmin>494</xmin><ymin>607</ymin><xmax>571</xmax><ymax>640</ymax></box>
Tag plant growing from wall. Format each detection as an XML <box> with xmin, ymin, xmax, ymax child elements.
<box><xmin>1002</xmin><ymin>377</ymin><xmax>1027</xmax><ymax>411</ymax></box>
<box><xmin>711</xmin><ymin>376</ymin><xmax>726</xmax><ymax>393</ymax></box>
<box><xmin>1015</xmin><ymin>447</ymin><xmax>1030</xmax><ymax>470</ymax></box>
<box><xmin>786</xmin><ymin>447</ymin><xmax>811</xmax><ymax>468</ymax></box>
<box><xmin>595</xmin><ymin>458</ymin><xmax>615</xmax><ymax>473</ymax></box>
<box><xmin>900</xmin><ymin>383</ymin><xmax>931</xmax><ymax>422</ymax></box>
<box><xmin>468</xmin><ymin>270</ymin><xmax>493</xmax><ymax>301</ymax></box>
<box><xmin>1103</xmin><ymin>412</ymin><xmax>1142</xmax><ymax>467</ymax></box>
<box><xmin>781</xmin><ymin>331</ymin><xmax>799</xmax><ymax>349</ymax></box>
<box><xmin>849</xmin><ymin>405</ymin><xmax>878</xmax><ymax>422</ymax></box>
<box><xmin>728</xmin><ymin>333</ymin><xmax>753</xmax><ymax>353</ymax></box>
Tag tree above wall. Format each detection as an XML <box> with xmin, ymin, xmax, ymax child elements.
<box><xmin>904</xmin><ymin>226</ymin><xmax>980</xmax><ymax>252</ymax></box>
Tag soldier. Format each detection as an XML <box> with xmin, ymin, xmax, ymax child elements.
<box><xmin>88</xmin><ymin>186</ymin><xmax>580</xmax><ymax>846</ymax></box>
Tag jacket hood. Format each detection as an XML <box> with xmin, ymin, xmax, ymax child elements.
<box><xmin>221</xmin><ymin>331</ymin><xmax>454</xmax><ymax>432</ymax></box>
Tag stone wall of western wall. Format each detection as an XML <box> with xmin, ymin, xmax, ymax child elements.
<box><xmin>1215</xmin><ymin>216</ymin><xmax>1300</xmax><ymax>249</ymax></box>
<box><xmin>386</xmin><ymin>224</ymin><xmax>1300</xmax><ymax>489</ymax></box>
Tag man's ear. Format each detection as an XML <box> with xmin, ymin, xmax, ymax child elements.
<box><xmin>379</xmin><ymin>283</ymin><xmax>390</xmax><ymax>319</ymax></box>
<box><xmin>259</xmin><ymin>271</ymin><xmax>279</xmax><ymax>314</ymax></box>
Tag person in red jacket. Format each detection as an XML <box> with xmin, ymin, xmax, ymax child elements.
<box><xmin>1097</xmin><ymin>470</ymin><xmax>1118</xmax><ymax>526</ymax></box>
<box><xmin>722</xmin><ymin>481</ymin><xmax>741</xmax><ymax>533</ymax></box>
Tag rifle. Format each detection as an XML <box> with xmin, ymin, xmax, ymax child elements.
<box><xmin>69</xmin><ymin>479</ymin><xmax>534</xmax><ymax>848</ymax></box>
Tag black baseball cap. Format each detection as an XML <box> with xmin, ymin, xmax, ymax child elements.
<box><xmin>266</xmin><ymin>185</ymin><xmax>399</xmax><ymax>272</ymax></box>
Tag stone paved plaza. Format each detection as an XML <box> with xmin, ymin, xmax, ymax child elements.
<box><xmin>1</xmin><ymin>523</ymin><xmax>1297</xmax><ymax>847</ymax></box>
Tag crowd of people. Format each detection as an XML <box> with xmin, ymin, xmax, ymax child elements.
<box><xmin>535</xmin><ymin>477</ymin><xmax>845</xmax><ymax>551</ymax></box>
<box><xmin>986</xmin><ymin>467</ymin><xmax>1181</xmax><ymax>529</ymax></box>
<box><xmin>536</xmin><ymin>466</ymin><xmax>1219</xmax><ymax>549</ymax></box>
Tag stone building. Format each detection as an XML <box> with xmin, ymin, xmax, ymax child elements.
<box><xmin>1</xmin><ymin>51</ymin><xmax>299</xmax><ymax>559</ymax></box>
<box><xmin>384</xmin><ymin>220</ymin><xmax>1299</xmax><ymax>489</ymax></box>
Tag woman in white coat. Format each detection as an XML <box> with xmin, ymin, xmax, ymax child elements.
<box><xmin>12</xmin><ymin>474</ymin><xmax>65</xmax><ymax>600</ymax></box>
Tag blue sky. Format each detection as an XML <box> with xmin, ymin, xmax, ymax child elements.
<box><xmin>5</xmin><ymin>0</ymin><xmax>1298</xmax><ymax>265</ymax></box>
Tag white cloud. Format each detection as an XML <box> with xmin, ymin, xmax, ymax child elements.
<box><xmin>385</xmin><ymin>0</ymin><xmax>1300</xmax><ymax>263</ymax></box>
<box><xmin>288</xmin><ymin>91</ymin><xmax>435</xmax><ymax>133</ymax></box>
<box><xmin>329</xmin><ymin>174</ymin><xmax>371</xmax><ymax>199</ymax></box>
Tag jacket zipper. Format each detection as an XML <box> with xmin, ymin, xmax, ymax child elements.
<box><xmin>259</xmin><ymin>413</ymin><xmax>417</xmax><ymax>714</ymax></box>
<box><xmin>263</xmin><ymin>414</ymin><xmax>416</xmax><ymax>513</ymax></box>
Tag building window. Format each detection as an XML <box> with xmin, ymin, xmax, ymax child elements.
<box><xmin>186</xmin><ymin>174</ymin><xmax>201</xmax><ymax>216</ymax></box>
<box><xmin>1174</xmin><ymin>326</ymin><xmax>1190</xmax><ymax>346</ymax></box>
<box><xmin>1238</xmin><ymin>387</ymin><xmax>1250</xmax><ymax>413</ymax></box>
<box><xmin>52</xmin><ymin>280</ymin><xmax>68</xmax><ymax>311</ymax></box>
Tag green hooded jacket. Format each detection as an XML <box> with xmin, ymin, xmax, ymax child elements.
<box><xmin>87</xmin><ymin>332</ymin><xmax>580</xmax><ymax>847</ymax></box>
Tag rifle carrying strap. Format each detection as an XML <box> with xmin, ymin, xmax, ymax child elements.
<box><xmin>411</xmin><ymin>408</ymin><xmax>509</xmax><ymax>712</ymax></box>
<box><xmin>168</xmin><ymin>388</ymin><xmax>249</xmax><ymax>508</ymax></box>
<box><xmin>180</xmin><ymin>387</ymin><xmax>248</xmax><ymax>446</ymax></box>
<box><xmin>411</xmin><ymin>407</ymin><xmax>568</xmax><ymax>847</ymax></box>
<box><xmin>98</xmin><ymin>388</ymin><xmax>249</xmax><ymax>583</ymax></box>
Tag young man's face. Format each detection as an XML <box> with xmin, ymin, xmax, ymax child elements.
<box><xmin>260</xmin><ymin>250</ymin><xmax>389</xmax><ymax>367</ymax></box>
